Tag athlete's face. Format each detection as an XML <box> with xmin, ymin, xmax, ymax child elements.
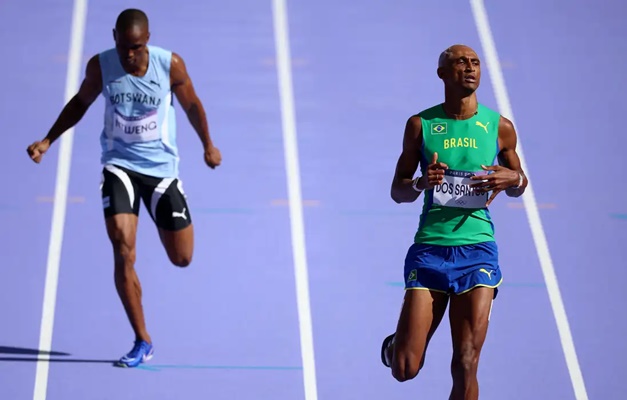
<box><xmin>113</xmin><ymin>24</ymin><xmax>150</xmax><ymax>71</ymax></box>
<box><xmin>438</xmin><ymin>46</ymin><xmax>481</xmax><ymax>94</ymax></box>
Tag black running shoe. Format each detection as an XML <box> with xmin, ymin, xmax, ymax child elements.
<box><xmin>380</xmin><ymin>333</ymin><xmax>395</xmax><ymax>367</ymax></box>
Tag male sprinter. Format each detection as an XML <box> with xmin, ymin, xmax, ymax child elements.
<box><xmin>26</xmin><ymin>9</ymin><xmax>221</xmax><ymax>368</ymax></box>
<box><xmin>380</xmin><ymin>44</ymin><xmax>527</xmax><ymax>399</ymax></box>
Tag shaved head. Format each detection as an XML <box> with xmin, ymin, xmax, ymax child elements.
<box><xmin>436</xmin><ymin>44</ymin><xmax>482</xmax><ymax>95</ymax></box>
<box><xmin>115</xmin><ymin>8</ymin><xmax>149</xmax><ymax>32</ymax></box>
<box><xmin>438</xmin><ymin>44</ymin><xmax>477</xmax><ymax>68</ymax></box>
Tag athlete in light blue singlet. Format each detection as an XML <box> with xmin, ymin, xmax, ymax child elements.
<box><xmin>99</xmin><ymin>44</ymin><xmax>180</xmax><ymax>179</ymax></box>
<box><xmin>27</xmin><ymin>8</ymin><xmax>222</xmax><ymax>368</ymax></box>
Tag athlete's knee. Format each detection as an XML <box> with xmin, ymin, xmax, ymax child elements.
<box><xmin>106</xmin><ymin>215</ymin><xmax>138</xmax><ymax>268</ymax></box>
<box><xmin>113</xmin><ymin>241</ymin><xmax>136</xmax><ymax>269</ymax></box>
<box><xmin>392</xmin><ymin>350</ymin><xmax>423</xmax><ymax>382</ymax></box>
<box><xmin>109</xmin><ymin>228</ymin><xmax>135</xmax><ymax>265</ymax></box>
<box><xmin>159</xmin><ymin>225</ymin><xmax>193</xmax><ymax>267</ymax></box>
<box><xmin>451</xmin><ymin>341</ymin><xmax>480</xmax><ymax>377</ymax></box>
<box><xmin>109</xmin><ymin>230</ymin><xmax>136</xmax><ymax>267</ymax></box>
<box><xmin>169</xmin><ymin>252</ymin><xmax>192</xmax><ymax>267</ymax></box>
<box><xmin>167</xmin><ymin>244</ymin><xmax>193</xmax><ymax>267</ymax></box>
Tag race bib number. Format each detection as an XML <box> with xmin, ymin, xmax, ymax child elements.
<box><xmin>112</xmin><ymin>109</ymin><xmax>160</xmax><ymax>143</ymax></box>
<box><xmin>432</xmin><ymin>169</ymin><xmax>488</xmax><ymax>209</ymax></box>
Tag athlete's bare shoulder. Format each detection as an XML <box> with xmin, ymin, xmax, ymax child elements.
<box><xmin>498</xmin><ymin>115</ymin><xmax>515</xmax><ymax>132</ymax></box>
<box><xmin>76</xmin><ymin>54</ymin><xmax>103</xmax><ymax>105</ymax></box>
<box><xmin>170</xmin><ymin>51</ymin><xmax>184</xmax><ymax>67</ymax></box>
<box><xmin>85</xmin><ymin>54</ymin><xmax>102</xmax><ymax>76</ymax></box>
<box><xmin>169</xmin><ymin>52</ymin><xmax>191</xmax><ymax>87</ymax></box>
<box><xmin>396</xmin><ymin>114</ymin><xmax>423</xmax><ymax>163</ymax></box>
<box><xmin>406</xmin><ymin>114</ymin><xmax>422</xmax><ymax>136</ymax></box>
<box><xmin>497</xmin><ymin>115</ymin><xmax>517</xmax><ymax>149</ymax></box>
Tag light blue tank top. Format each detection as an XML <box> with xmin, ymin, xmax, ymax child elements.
<box><xmin>99</xmin><ymin>45</ymin><xmax>179</xmax><ymax>178</ymax></box>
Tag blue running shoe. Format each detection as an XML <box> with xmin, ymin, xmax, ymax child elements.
<box><xmin>116</xmin><ymin>340</ymin><xmax>154</xmax><ymax>368</ymax></box>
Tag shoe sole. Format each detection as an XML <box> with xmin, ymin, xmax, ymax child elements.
<box><xmin>380</xmin><ymin>334</ymin><xmax>394</xmax><ymax>368</ymax></box>
<box><xmin>116</xmin><ymin>349</ymin><xmax>154</xmax><ymax>368</ymax></box>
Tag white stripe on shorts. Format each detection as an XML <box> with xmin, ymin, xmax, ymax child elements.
<box><xmin>150</xmin><ymin>178</ymin><xmax>174</xmax><ymax>220</ymax></box>
<box><xmin>104</xmin><ymin>164</ymin><xmax>135</xmax><ymax>209</ymax></box>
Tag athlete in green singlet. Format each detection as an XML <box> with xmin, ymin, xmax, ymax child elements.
<box><xmin>380</xmin><ymin>44</ymin><xmax>528</xmax><ymax>400</ymax></box>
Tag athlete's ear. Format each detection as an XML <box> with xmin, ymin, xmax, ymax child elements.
<box><xmin>146</xmin><ymin>31</ymin><xmax>150</xmax><ymax>43</ymax></box>
<box><xmin>437</xmin><ymin>67</ymin><xmax>445</xmax><ymax>80</ymax></box>
<box><xmin>112</xmin><ymin>29</ymin><xmax>116</xmax><ymax>42</ymax></box>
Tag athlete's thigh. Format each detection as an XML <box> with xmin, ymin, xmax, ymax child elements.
<box><xmin>448</xmin><ymin>286</ymin><xmax>494</xmax><ymax>357</ymax></box>
<box><xmin>100</xmin><ymin>164</ymin><xmax>141</xmax><ymax>257</ymax></box>
<box><xmin>393</xmin><ymin>289</ymin><xmax>449</xmax><ymax>369</ymax></box>
<box><xmin>395</xmin><ymin>242</ymin><xmax>451</xmax><ymax>357</ymax></box>
<box><xmin>101</xmin><ymin>164</ymin><xmax>141</xmax><ymax>219</ymax></box>
<box><xmin>137</xmin><ymin>175</ymin><xmax>194</xmax><ymax>265</ymax></box>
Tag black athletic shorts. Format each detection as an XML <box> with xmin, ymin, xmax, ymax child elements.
<box><xmin>100</xmin><ymin>164</ymin><xmax>192</xmax><ymax>231</ymax></box>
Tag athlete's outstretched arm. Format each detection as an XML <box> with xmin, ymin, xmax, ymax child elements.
<box><xmin>170</xmin><ymin>52</ymin><xmax>221</xmax><ymax>168</ymax></box>
<box><xmin>27</xmin><ymin>55</ymin><xmax>101</xmax><ymax>163</ymax></box>
<box><xmin>391</xmin><ymin>116</ymin><xmax>448</xmax><ymax>203</ymax></box>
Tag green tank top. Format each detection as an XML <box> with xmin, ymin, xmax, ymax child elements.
<box><xmin>414</xmin><ymin>103</ymin><xmax>501</xmax><ymax>246</ymax></box>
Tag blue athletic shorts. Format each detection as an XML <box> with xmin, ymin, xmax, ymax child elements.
<box><xmin>403</xmin><ymin>241</ymin><xmax>503</xmax><ymax>298</ymax></box>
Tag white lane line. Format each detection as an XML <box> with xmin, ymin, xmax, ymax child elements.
<box><xmin>33</xmin><ymin>0</ymin><xmax>88</xmax><ymax>399</ymax></box>
<box><xmin>469</xmin><ymin>1</ymin><xmax>589</xmax><ymax>399</ymax></box>
<box><xmin>271</xmin><ymin>1</ymin><xmax>319</xmax><ymax>399</ymax></box>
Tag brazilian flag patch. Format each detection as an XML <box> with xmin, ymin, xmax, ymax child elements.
<box><xmin>407</xmin><ymin>269</ymin><xmax>417</xmax><ymax>282</ymax></box>
<box><xmin>430</xmin><ymin>122</ymin><xmax>447</xmax><ymax>135</ymax></box>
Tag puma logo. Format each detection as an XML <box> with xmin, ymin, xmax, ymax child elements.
<box><xmin>479</xmin><ymin>268</ymin><xmax>492</xmax><ymax>279</ymax></box>
<box><xmin>172</xmin><ymin>208</ymin><xmax>187</xmax><ymax>220</ymax></box>
<box><xmin>476</xmin><ymin>121</ymin><xmax>490</xmax><ymax>133</ymax></box>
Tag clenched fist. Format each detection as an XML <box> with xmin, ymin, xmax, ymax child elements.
<box><xmin>27</xmin><ymin>139</ymin><xmax>51</xmax><ymax>164</ymax></box>
<box><xmin>204</xmin><ymin>145</ymin><xmax>222</xmax><ymax>169</ymax></box>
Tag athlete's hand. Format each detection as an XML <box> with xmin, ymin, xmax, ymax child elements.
<box><xmin>416</xmin><ymin>152</ymin><xmax>448</xmax><ymax>190</ymax></box>
<box><xmin>204</xmin><ymin>145</ymin><xmax>222</xmax><ymax>169</ymax></box>
<box><xmin>470</xmin><ymin>164</ymin><xmax>520</xmax><ymax>206</ymax></box>
<box><xmin>27</xmin><ymin>139</ymin><xmax>51</xmax><ymax>164</ymax></box>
